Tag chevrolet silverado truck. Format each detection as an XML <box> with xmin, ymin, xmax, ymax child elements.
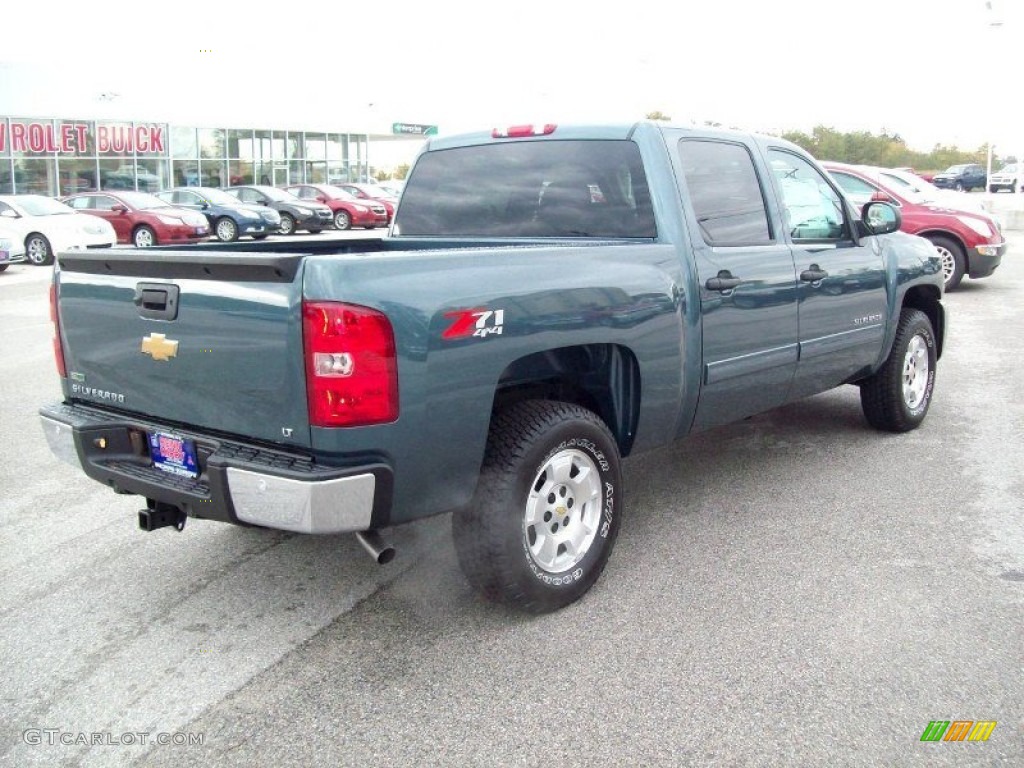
<box><xmin>39</xmin><ymin>122</ymin><xmax>946</xmax><ymax>613</ymax></box>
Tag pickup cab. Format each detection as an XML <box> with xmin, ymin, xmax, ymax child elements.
<box><xmin>39</xmin><ymin>122</ymin><xmax>946</xmax><ymax>613</ymax></box>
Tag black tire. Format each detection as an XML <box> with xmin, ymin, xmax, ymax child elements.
<box><xmin>278</xmin><ymin>213</ymin><xmax>296</xmax><ymax>235</ymax></box>
<box><xmin>334</xmin><ymin>210</ymin><xmax>352</xmax><ymax>230</ymax></box>
<box><xmin>0</xmin><ymin>264</ymin><xmax>8</xmax><ymax>272</ymax></box>
<box><xmin>453</xmin><ymin>400</ymin><xmax>622</xmax><ymax>613</ymax></box>
<box><xmin>133</xmin><ymin>225</ymin><xmax>157</xmax><ymax>248</ymax></box>
<box><xmin>252</xmin><ymin>233</ymin><xmax>269</xmax><ymax>240</ymax></box>
<box><xmin>860</xmin><ymin>308</ymin><xmax>937</xmax><ymax>433</ymax></box>
<box><xmin>215</xmin><ymin>216</ymin><xmax>239</xmax><ymax>242</ymax></box>
<box><xmin>926</xmin><ymin>235</ymin><xmax>965</xmax><ymax>291</ymax></box>
<box><xmin>954</xmin><ymin>181</ymin><xmax>964</xmax><ymax>192</ymax></box>
<box><xmin>25</xmin><ymin>233</ymin><xmax>53</xmax><ymax>266</ymax></box>
<box><xmin>988</xmin><ymin>185</ymin><xmax>998</xmax><ymax>193</ymax></box>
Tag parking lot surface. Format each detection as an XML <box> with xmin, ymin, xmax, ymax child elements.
<box><xmin>1</xmin><ymin>232</ymin><xmax>1021</xmax><ymax>767</ymax></box>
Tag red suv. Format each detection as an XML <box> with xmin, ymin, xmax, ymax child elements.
<box><xmin>282</xmin><ymin>184</ymin><xmax>388</xmax><ymax>230</ymax></box>
<box><xmin>824</xmin><ymin>162</ymin><xmax>1005</xmax><ymax>290</ymax></box>
<box><xmin>63</xmin><ymin>191</ymin><xmax>210</xmax><ymax>247</ymax></box>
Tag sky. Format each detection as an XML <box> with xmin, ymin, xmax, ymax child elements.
<box><xmin>2</xmin><ymin>0</ymin><xmax>1022</xmax><ymax>167</ymax></box>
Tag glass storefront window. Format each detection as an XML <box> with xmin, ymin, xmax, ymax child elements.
<box><xmin>306</xmin><ymin>161</ymin><xmax>327</xmax><ymax>183</ymax></box>
<box><xmin>228</xmin><ymin>129</ymin><xmax>253</xmax><ymax>159</ymax></box>
<box><xmin>0</xmin><ymin>160</ymin><xmax>13</xmax><ymax>193</ymax></box>
<box><xmin>200</xmin><ymin>158</ymin><xmax>226</xmax><ymax>187</ymax></box>
<box><xmin>288</xmin><ymin>161</ymin><xmax>304</xmax><ymax>184</ymax></box>
<box><xmin>305</xmin><ymin>133</ymin><xmax>326</xmax><ymax>162</ymax></box>
<box><xmin>172</xmin><ymin>126</ymin><xmax>198</xmax><ymax>158</ymax></box>
<box><xmin>199</xmin><ymin>128</ymin><xmax>225</xmax><ymax>159</ymax></box>
<box><xmin>287</xmin><ymin>134</ymin><xmax>304</xmax><ymax>160</ymax></box>
<box><xmin>99</xmin><ymin>159</ymin><xmax>134</xmax><ymax>190</ymax></box>
<box><xmin>327</xmin><ymin>162</ymin><xmax>349</xmax><ymax>184</ymax></box>
<box><xmin>173</xmin><ymin>160</ymin><xmax>200</xmax><ymax>187</ymax></box>
<box><xmin>58</xmin><ymin>158</ymin><xmax>98</xmax><ymax>195</ymax></box>
<box><xmin>228</xmin><ymin>160</ymin><xmax>254</xmax><ymax>186</ymax></box>
<box><xmin>134</xmin><ymin>159</ymin><xmax>167</xmax><ymax>192</ymax></box>
<box><xmin>271</xmin><ymin>131</ymin><xmax>286</xmax><ymax>160</ymax></box>
<box><xmin>0</xmin><ymin>120</ymin><xmax>8</xmax><ymax>158</ymax></box>
<box><xmin>13</xmin><ymin>158</ymin><xmax>58</xmax><ymax>195</ymax></box>
<box><xmin>327</xmin><ymin>134</ymin><xmax>344</xmax><ymax>162</ymax></box>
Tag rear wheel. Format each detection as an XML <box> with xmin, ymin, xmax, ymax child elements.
<box><xmin>453</xmin><ymin>400</ymin><xmax>622</xmax><ymax>613</ymax></box>
<box><xmin>334</xmin><ymin>210</ymin><xmax>352</xmax><ymax>230</ymax></box>
<box><xmin>215</xmin><ymin>217</ymin><xmax>239</xmax><ymax>242</ymax></box>
<box><xmin>927</xmin><ymin>235</ymin><xmax>965</xmax><ymax>291</ymax></box>
<box><xmin>0</xmin><ymin>264</ymin><xmax>8</xmax><ymax>272</ymax></box>
<box><xmin>278</xmin><ymin>213</ymin><xmax>296</xmax><ymax>235</ymax></box>
<box><xmin>860</xmin><ymin>308</ymin><xmax>937</xmax><ymax>433</ymax></box>
<box><xmin>26</xmin><ymin>234</ymin><xmax>53</xmax><ymax>266</ymax></box>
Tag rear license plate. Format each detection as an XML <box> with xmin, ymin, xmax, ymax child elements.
<box><xmin>148</xmin><ymin>432</ymin><xmax>198</xmax><ymax>479</ymax></box>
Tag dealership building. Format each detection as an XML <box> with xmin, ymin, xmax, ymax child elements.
<box><xmin>0</xmin><ymin>115</ymin><xmax>390</xmax><ymax>197</ymax></box>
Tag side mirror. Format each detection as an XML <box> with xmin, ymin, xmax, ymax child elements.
<box><xmin>861</xmin><ymin>201</ymin><xmax>901</xmax><ymax>236</ymax></box>
<box><xmin>112</xmin><ymin>205</ymin><xmax>128</xmax><ymax>214</ymax></box>
<box><xmin>317</xmin><ymin>196</ymin><xmax>328</xmax><ymax>203</ymax></box>
<box><xmin>200</xmin><ymin>202</ymin><xmax>210</xmax><ymax>210</ymax></box>
<box><xmin>0</xmin><ymin>209</ymin><xmax>18</xmax><ymax>219</ymax></box>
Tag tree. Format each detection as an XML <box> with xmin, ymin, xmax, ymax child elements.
<box><xmin>645</xmin><ymin>111</ymin><xmax>671</xmax><ymax>122</ymax></box>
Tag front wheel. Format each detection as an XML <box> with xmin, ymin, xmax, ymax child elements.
<box><xmin>278</xmin><ymin>213</ymin><xmax>296</xmax><ymax>235</ymax></box>
<box><xmin>133</xmin><ymin>226</ymin><xmax>156</xmax><ymax>248</ymax></box>
<box><xmin>0</xmin><ymin>264</ymin><xmax>8</xmax><ymax>272</ymax></box>
<box><xmin>26</xmin><ymin>234</ymin><xmax>53</xmax><ymax>266</ymax></box>
<box><xmin>860</xmin><ymin>308</ymin><xmax>937</xmax><ymax>433</ymax></box>
<box><xmin>927</xmin><ymin>235</ymin><xmax>965</xmax><ymax>291</ymax></box>
<box><xmin>334</xmin><ymin>210</ymin><xmax>352</xmax><ymax>230</ymax></box>
<box><xmin>215</xmin><ymin>217</ymin><xmax>239</xmax><ymax>242</ymax></box>
<box><xmin>453</xmin><ymin>400</ymin><xmax>622</xmax><ymax>613</ymax></box>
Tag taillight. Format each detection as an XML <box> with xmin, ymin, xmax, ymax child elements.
<box><xmin>302</xmin><ymin>301</ymin><xmax>398</xmax><ymax>427</ymax></box>
<box><xmin>492</xmin><ymin>124</ymin><xmax>557</xmax><ymax>139</ymax></box>
<box><xmin>49</xmin><ymin>281</ymin><xmax>66</xmax><ymax>378</ymax></box>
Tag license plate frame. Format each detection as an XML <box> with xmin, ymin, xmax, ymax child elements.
<box><xmin>148</xmin><ymin>431</ymin><xmax>199</xmax><ymax>479</ymax></box>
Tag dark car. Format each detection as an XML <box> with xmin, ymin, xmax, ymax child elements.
<box><xmin>62</xmin><ymin>191</ymin><xmax>210</xmax><ymax>247</ymax></box>
<box><xmin>282</xmin><ymin>183</ymin><xmax>388</xmax><ymax>230</ymax></box>
<box><xmin>931</xmin><ymin>163</ymin><xmax>986</xmax><ymax>192</ymax></box>
<box><xmin>224</xmin><ymin>185</ymin><xmax>332</xmax><ymax>234</ymax></box>
<box><xmin>156</xmin><ymin>187</ymin><xmax>282</xmax><ymax>242</ymax></box>
<box><xmin>335</xmin><ymin>183</ymin><xmax>399</xmax><ymax>222</ymax></box>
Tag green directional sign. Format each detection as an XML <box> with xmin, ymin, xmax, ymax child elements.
<box><xmin>392</xmin><ymin>123</ymin><xmax>438</xmax><ymax>136</ymax></box>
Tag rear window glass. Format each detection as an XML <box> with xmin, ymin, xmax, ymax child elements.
<box><xmin>394</xmin><ymin>139</ymin><xmax>656</xmax><ymax>238</ymax></box>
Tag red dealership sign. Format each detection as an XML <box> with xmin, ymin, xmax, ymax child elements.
<box><xmin>0</xmin><ymin>121</ymin><xmax>165</xmax><ymax>154</ymax></box>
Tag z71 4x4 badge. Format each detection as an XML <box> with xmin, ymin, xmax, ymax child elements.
<box><xmin>442</xmin><ymin>309</ymin><xmax>505</xmax><ymax>340</ymax></box>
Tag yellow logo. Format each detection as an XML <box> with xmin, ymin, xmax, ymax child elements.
<box><xmin>140</xmin><ymin>333</ymin><xmax>179</xmax><ymax>361</ymax></box>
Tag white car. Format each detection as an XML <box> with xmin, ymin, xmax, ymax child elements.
<box><xmin>0</xmin><ymin>222</ymin><xmax>28</xmax><ymax>272</ymax></box>
<box><xmin>0</xmin><ymin>194</ymin><xmax>117</xmax><ymax>266</ymax></box>
<box><xmin>988</xmin><ymin>163</ymin><xmax>1020</xmax><ymax>194</ymax></box>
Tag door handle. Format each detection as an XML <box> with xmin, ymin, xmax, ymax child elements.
<box><xmin>134</xmin><ymin>283</ymin><xmax>179</xmax><ymax>320</ymax></box>
<box><xmin>800</xmin><ymin>265</ymin><xmax>829</xmax><ymax>282</ymax></box>
<box><xmin>705</xmin><ymin>271</ymin><xmax>743</xmax><ymax>291</ymax></box>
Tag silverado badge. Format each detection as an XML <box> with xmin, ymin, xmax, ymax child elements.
<box><xmin>140</xmin><ymin>333</ymin><xmax>179</xmax><ymax>361</ymax></box>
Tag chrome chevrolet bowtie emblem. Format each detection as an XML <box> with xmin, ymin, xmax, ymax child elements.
<box><xmin>140</xmin><ymin>333</ymin><xmax>179</xmax><ymax>361</ymax></box>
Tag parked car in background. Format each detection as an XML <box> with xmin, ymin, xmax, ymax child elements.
<box><xmin>876</xmin><ymin>167</ymin><xmax>995</xmax><ymax>218</ymax></box>
<box><xmin>894</xmin><ymin>167</ymin><xmax>934</xmax><ymax>183</ymax></box>
<box><xmin>931</xmin><ymin>163</ymin><xmax>986</xmax><ymax>192</ymax></box>
<box><xmin>282</xmin><ymin>183</ymin><xmax>388</xmax><ymax>230</ymax></box>
<box><xmin>0</xmin><ymin>194</ymin><xmax>117</xmax><ymax>265</ymax></box>
<box><xmin>376</xmin><ymin>180</ymin><xmax>405</xmax><ymax>198</ymax></box>
<box><xmin>63</xmin><ymin>191</ymin><xmax>210</xmax><ymax>248</ymax></box>
<box><xmin>156</xmin><ymin>187</ymin><xmax>281</xmax><ymax>242</ymax></box>
<box><xmin>0</xmin><ymin>223</ymin><xmax>28</xmax><ymax>271</ymax></box>
<box><xmin>224</xmin><ymin>185</ymin><xmax>332</xmax><ymax>234</ymax></box>
<box><xmin>824</xmin><ymin>162</ymin><xmax>1005</xmax><ymax>290</ymax></box>
<box><xmin>334</xmin><ymin>182</ymin><xmax>399</xmax><ymax>222</ymax></box>
<box><xmin>988</xmin><ymin>163</ymin><xmax>1020</xmax><ymax>193</ymax></box>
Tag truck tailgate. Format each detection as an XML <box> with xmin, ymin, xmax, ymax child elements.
<box><xmin>55</xmin><ymin>251</ymin><xmax>312</xmax><ymax>449</ymax></box>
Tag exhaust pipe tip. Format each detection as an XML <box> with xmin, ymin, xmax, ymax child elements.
<box><xmin>356</xmin><ymin>530</ymin><xmax>396</xmax><ymax>565</ymax></box>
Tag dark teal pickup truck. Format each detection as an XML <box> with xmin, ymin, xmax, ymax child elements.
<box><xmin>39</xmin><ymin>122</ymin><xmax>946</xmax><ymax>613</ymax></box>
